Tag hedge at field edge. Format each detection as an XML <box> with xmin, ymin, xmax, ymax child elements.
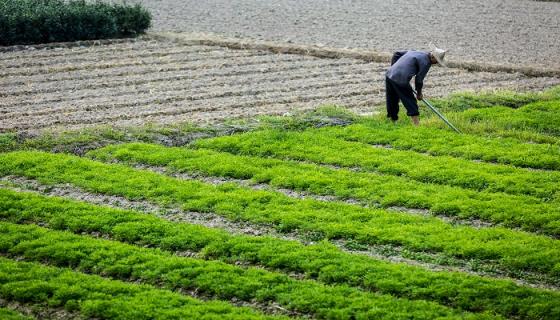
<box><xmin>0</xmin><ymin>0</ymin><xmax>151</xmax><ymax>46</ymax></box>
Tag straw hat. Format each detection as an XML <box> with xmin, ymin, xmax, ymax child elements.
<box><xmin>430</xmin><ymin>43</ymin><xmax>447</xmax><ymax>67</ymax></box>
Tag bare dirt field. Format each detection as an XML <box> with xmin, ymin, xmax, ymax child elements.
<box><xmin>1</xmin><ymin>35</ymin><xmax>559</xmax><ymax>133</ymax></box>
<box><xmin>127</xmin><ymin>0</ymin><xmax>560</xmax><ymax>69</ymax></box>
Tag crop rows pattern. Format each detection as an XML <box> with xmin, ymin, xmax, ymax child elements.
<box><xmin>1</xmin><ymin>38</ymin><xmax>560</xmax><ymax>132</ymax></box>
<box><xmin>1</xmin><ymin>37</ymin><xmax>560</xmax><ymax>319</ymax></box>
<box><xmin>2</xmin><ymin>96</ymin><xmax>560</xmax><ymax>318</ymax></box>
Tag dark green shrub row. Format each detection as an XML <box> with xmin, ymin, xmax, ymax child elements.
<box><xmin>0</xmin><ymin>257</ymin><xmax>281</xmax><ymax>320</ymax></box>
<box><xmin>1</xmin><ymin>151</ymin><xmax>559</xmax><ymax>279</ymax></box>
<box><xmin>0</xmin><ymin>0</ymin><xmax>151</xmax><ymax>46</ymax></box>
<box><xmin>1</xmin><ymin>188</ymin><xmax>559</xmax><ymax>319</ymax></box>
<box><xmin>1</xmin><ymin>222</ymin><xmax>487</xmax><ymax>320</ymax></box>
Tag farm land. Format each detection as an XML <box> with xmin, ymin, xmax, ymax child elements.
<box><xmin>1</xmin><ymin>0</ymin><xmax>560</xmax><ymax>319</ymax></box>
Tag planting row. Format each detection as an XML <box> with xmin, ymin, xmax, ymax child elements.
<box><xmin>4</xmin><ymin>38</ymin><xmax>560</xmax><ymax>132</ymax></box>
<box><xmin>321</xmin><ymin>121</ymin><xmax>560</xmax><ymax>170</ymax></box>
<box><xmin>0</xmin><ymin>66</ymin><xmax>378</xmax><ymax>118</ymax></box>
<box><xmin>7</xmin><ymin>74</ymin><xmax>553</xmax><ymax>132</ymax></box>
<box><xmin>0</xmin><ymin>39</ymin><xmax>172</xmax><ymax>60</ymax></box>
<box><xmin>194</xmin><ymin>129</ymin><xmax>560</xmax><ymax>203</ymax></box>
<box><xmin>1</xmin><ymin>188</ymin><xmax>559</xmax><ymax>319</ymax></box>
<box><xmin>1</xmin><ymin>222</ymin><xmax>493</xmax><ymax>320</ymax></box>
<box><xmin>0</xmin><ymin>257</ymin><xmax>282</xmax><ymax>320</ymax></box>
<box><xmin>1</xmin><ymin>151</ymin><xmax>559</xmax><ymax>279</ymax></box>
<box><xmin>0</xmin><ymin>48</ymin><xmax>318</xmax><ymax>88</ymax></box>
<box><xmin>90</xmin><ymin>143</ymin><xmax>560</xmax><ymax>235</ymax></box>
<box><xmin>0</xmin><ymin>49</ymin><xmax>284</xmax><ymax>80</ymax></box>
<box><xmin>0</xmin><ymin>46</ymin><xmax>229</xmax><ymax>70</ymax></box>
<box><xmin>0</xmin><ymin>62</ymin><xmax>377</xmax><ymax>110</ymax></box>
<box><xmin>2</xmin><ymin>93</ymin><xmax>375</xmax><ymax>133</ymax></box>
<box><xmin>3</xmin><ymin>86</ymin><xmax>380</xmax><ymax>131</ymax></box>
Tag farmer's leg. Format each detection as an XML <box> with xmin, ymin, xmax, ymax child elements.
<box><xmin>385</xmin><ymin>77</ymin><xmax>400</xmax><ymax>121</ymax></box>
<box><xmin>395</xmin><ymin>83</ymin><xmax>420</xmax><ymax>126</ymax></box>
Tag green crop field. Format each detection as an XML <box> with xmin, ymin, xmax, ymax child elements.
<box><xmin>1</xmin><ymin>88</ymin><xmax>559</xmax><ymax>319</ymax></box>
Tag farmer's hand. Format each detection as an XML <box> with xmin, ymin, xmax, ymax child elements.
<box><xmin>416</xmin><ymin>92</ymin><xmax>423</xmax><ymax>100</ymax></box>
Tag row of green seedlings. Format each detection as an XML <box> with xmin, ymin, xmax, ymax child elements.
<box><xmin>425</xmin><ymin>99</ymin><xmax>560</xmax><ymax>144</ymax></box>
<box><xmin>1</xmin><ymin>188</ymin><xmax>559</xmax><ymax>319</ymax></box>
<box><xmin>0</xmin><ymin>256</ymin><xmax>281</xmax><ymax>320</ymax></box>
<box><xmin>89</xmin><ymin>142</ymin><xmax>560</xmax><ymax>236</ymax></box>
<box><xmin>0</xmin><ymin>221</ymin><xmax>493</xmax><ymax>320</ymax></box>
<box><xmin>321</xmin><ymin>120</ymin><xmax>560</xmax><ymax>170</ymax></box>
<box><xmin>191</xmin><ymin>128</ymin><xmax>560</xmax><ymax>202</ymax></box>
<box><xmin>0</xmin><ymin>307</ymin><xmax>31</xmax><ymax>320</ymax></box>
<box><xmin>1</xmin><ymin>151</ymin><xmax>559</xmax><ymax>283</ymax></box>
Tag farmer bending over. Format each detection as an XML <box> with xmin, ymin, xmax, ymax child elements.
<box><xmin>385</xmin><ymin>44</ymin><xmax>447</xmax><ymax>125</ymax></box>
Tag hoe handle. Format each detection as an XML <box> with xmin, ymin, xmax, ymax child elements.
<box><xmin>413</xmin><ymin>90</ymin><xmax>462</xmax><ymax>134</ymax></box>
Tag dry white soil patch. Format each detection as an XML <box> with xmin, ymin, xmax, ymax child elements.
<box><xmin>1</xmin><ymin>36</ymin><xmax>559</xmax><ymax>133</ymax></box>
<box><xmin>128</xmin><ymin>0</ymin><xmax>560</xmax><ymax>69</ymax></box>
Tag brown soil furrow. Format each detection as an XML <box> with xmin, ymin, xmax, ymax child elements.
<box><xmin>0</xmin><ymin>46</ymin><xmax>239</xmax><ymax>69</ymax></box>
<box><xmin>1</xmin><ymin>57</ymin><xmax>458</xmax><ymax>89</ymax></box>
<box><xmin>0</xmin><ymin>53</ymin><xmax>318</xmax><ymax>89</ymax></box>
<box><xmin>1</xmin><ymin>81</ymin><xmax>378</xmax><ymax>130</ymax></box>
<box><xmin>0</xmin><ymin>40</ymin><xmax>178</xmax><ymax>61</ymax></box>
<box><xmin>0</xmin><ymin>64</ymin><xmax>380</xmax><ymax>116</ymax></box>
<box><xmin>0</xmin><ymin>37</ymin><xmax>152</xmax><ymax>54</ymax></box>
<box><xmin>52</xmin><ymin>92</ymin><xmax>382</xmax><ymax>131</ymax></box>
<box><xmin>2</xmin><ymin>176</ymin><xmax>555</xmax><ymax>290</ymax></box>
<box><xmin>0</xmin><ymin>61</ymin><xmax>377</xmax><ymax>110</ymax></box>
<box><xmin>0</xmin><ymin>58</ymin><xmax>363</xmax><ymax>101</ymax></box>
<box><xmin>0</xmin><ymin>49</ymin><xmax>277</xmax><ymax>79</ymax></box>
<box><xmin>3</xmin><ymin>72</ymin><xmax>556</xmax><ymax>132</ymax></box>
<box><xmin>1</xmin><ymin>90</ymin><xmax>376</xmax><ymax>132</ymax></box>
<box><xmin>156</xmin><ymin>33</ymin><xmax>560</xmax><ymax>77</ymax></box>
<box><xmin>0</xmin><ymin>65</ymin><xmax>469</xmax><ymax>115</ymax></box>
<box><xmin>427</xmin><ymin>76</ymin><xmax>560</xmax><ymax>98</ymax></box>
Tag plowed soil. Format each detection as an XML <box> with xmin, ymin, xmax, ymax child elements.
<box><xmin>129</xmin><ymin>0</ymin><xmax>560</xmax><ymax>69</ymax></box>
<box><xmin>1</xmin><ymin>37</ymin><xmax>559</xmax><ymax>132</ymax></box>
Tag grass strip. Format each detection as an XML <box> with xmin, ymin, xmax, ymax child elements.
<box><xmin>0</xmin><ymin>222</ymin><xmax>492</xmax><ymax>320</ymax></box>
<box><xmin>1</xmin><ymin>188</ymin><xmax>558</xmax><ymax>319</ymax></box>
<box><xmin>428</xmin><ymin>86</ymin><xmax>560</xmax><ymax>112</ymax></box>
<box><xmin>0</xmin><ymin>121</ymin><xmax>219</xmax><ymax>154</ymax></box>
<box><xmin>0</xmin><ymin>259</ymin><xmax>282</xmax><ymax>320</ymax></box>
<box><xmin>1</xmin><ymin>152</ymin><xmax>560</xmax><ymax>280</ymax></box>
<box><xmin>0</xmin><ymin>307</ymin><xmax>32</xmax><ymax>320</ymax></box>
<box><xmin>450</xmin><ymin>100</ymin><xmax>560</xmax><ymax>138</ymax></box>
<box><xmin>425</xmin><ymin>99</ymin><xmax>560</xmax><ymax>144</ymax></box>
<box><xmin>193</xmin><ymin>128</ymin><xmax>560</xmax><ymax>201</ymax></box>
<box><xmin>89</xmin><ymin>143</ymin><xmax>560</xmax><ymax>236</ymax></box>
<box><xmin>322</xmin><ymin>121</ymin><xmax>560</xmax><ymax>170</ymax></box>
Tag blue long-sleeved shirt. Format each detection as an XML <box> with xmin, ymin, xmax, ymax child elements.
<box><xmin>386</xmin><ymin>50</ymin><xmax>431</xmax><ymax>93</ymax></box>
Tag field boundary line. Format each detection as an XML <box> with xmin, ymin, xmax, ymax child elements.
<box><xmin>0</xmin><ymin>36</ymin><xmax>150</xmax><ymax>53</ymax></box>
<box><xmin>150</xmin><ymin>32</ymin><xmax>560</xmax><ymax>78</ymax></box>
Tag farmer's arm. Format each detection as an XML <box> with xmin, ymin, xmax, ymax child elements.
<box><xmin>391</xmin><ymin>50</ymin><xmax>408</xmax><ymax>65</ymax></box>
<box><xmin>414</xmin><ymin>60</ymin><xmax>431</xmax><ymax>97</ymax></box>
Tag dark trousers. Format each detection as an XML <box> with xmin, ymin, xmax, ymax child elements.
<box><xmin>385</xmin><ymin>77</ymin><xmax>419</xmax><ymax>121</ymax></box>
